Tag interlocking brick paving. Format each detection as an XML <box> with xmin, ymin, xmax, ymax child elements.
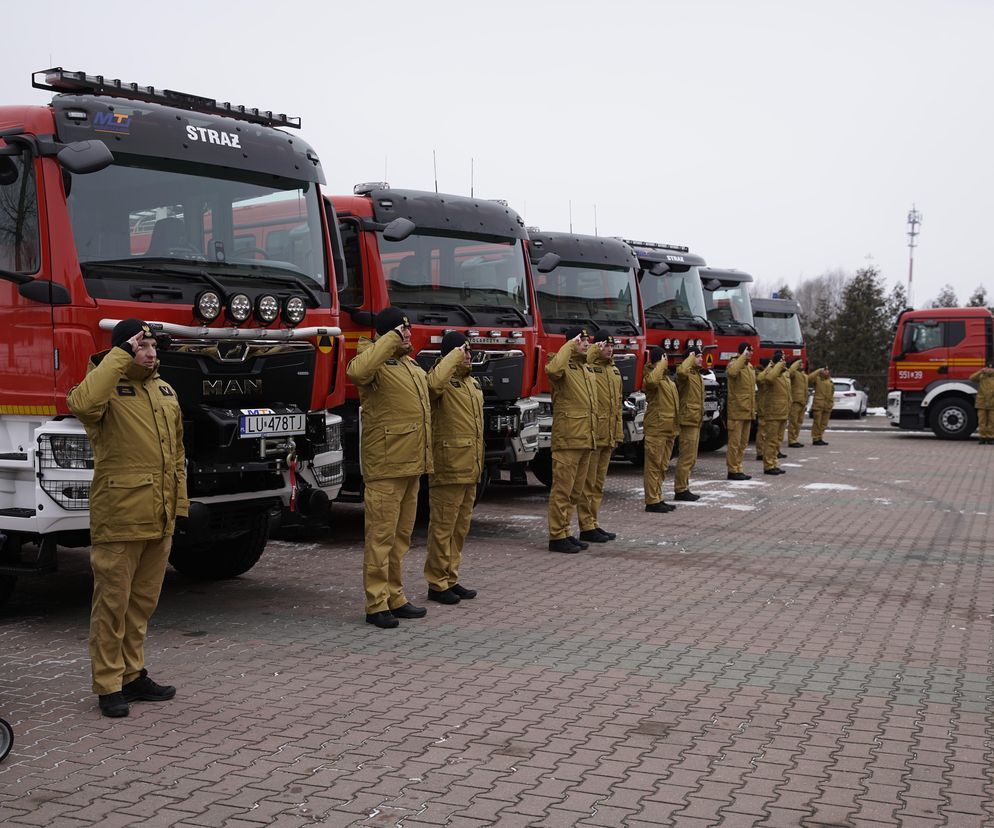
<box><xmin>1</xmin><ymin>422</ymin><xmax>992</xmax><ymax>826</ymax></box>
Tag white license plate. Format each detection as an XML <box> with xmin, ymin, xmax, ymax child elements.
<box><xmin>239</xmin><ymin>412</ymin><xmax>306</xmax><ymax>438</ymax></box>
<box><xmin>704</xmin><ymin>400</ymin><xmax>719</xmax><ymax>411</ymax></box>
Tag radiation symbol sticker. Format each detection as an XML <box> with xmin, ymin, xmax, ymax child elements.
<box><xmin>705</xmin><ymin>352</ymin><xmax>714</xmax><ymax>367</ymax></box>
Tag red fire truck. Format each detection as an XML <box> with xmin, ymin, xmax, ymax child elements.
<box><xmin>525</xmin><ymin>231</ymin><xmax>645</xmax><ymax>484</ymax></box>
<box><xmin>751</xmin><ymin>297</ymin><xmax>807</xmax><ymax>366</ymax></box>
<box><xmin>0</xmin><ymin>68</ymin><xmax>346</xmax><ymax>607</ymax></box>
<box><xmin>624</xmin><ymin>240</ymin><xmax>723</xmax><ymax>450</ymax></box>
<box><xmin>887</xmin><ymin>306</ymin><xmax>992</xmax><ymax>439</ymax></box>
<box><xmin>329</xmin><ymin>185</ymin><xmax>540</xmax><ymax>497</ymax></box>
<box><xmin>701</xmin><ymin>267</ymin><xmax>761</xmax><ymax>442</ymax></box>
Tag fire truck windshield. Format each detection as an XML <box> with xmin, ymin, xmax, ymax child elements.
<box><xmin>376</xmin><ymin>231</ymin><xmax>529</xmax><ymax>316</ymax></box>
<box><xmin>534</xmin><ymin>264</ymin><xmax>640</xmax><ymax>330</ymax></box>
<box><xmin>641</xmin><ymin>267</ymin><xmax>708</xmax><ymax>324</ymax></box>
<box><xmin>754</xmin><ymin>311</ymin><xmax>803</xmax><ymax>344</ymax></box>
<box><xmin>706</xmin><ymin>283</ymin><xmax>755</xmax><ymax>331</ymax></box>
<box><xmin>67</xmin><ymin>158</ymin><xmax>326</xmax><ymax>287</ymax></box>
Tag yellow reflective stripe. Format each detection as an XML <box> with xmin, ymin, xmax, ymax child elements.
<box><xmin>0</xmin><ymin>404</ymin><xmax>57</xmax><ymax>415</ymax></box>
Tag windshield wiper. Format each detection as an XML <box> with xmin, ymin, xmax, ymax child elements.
<box><xmin>462</xmin><ymin>304</ymin><xmax>529</xmax><ymax>326</ymax></box>
<box><xmin>83</xmin><ymin>259</ymin><xmax>228</xmax><ymax>296</ymax></box>
<box><xmin>400</xmin><ymin>301</ymin><xmax>477</xmax><ymax>325</ymax></box>
<box><xmin>541</xmin><ymin>315</ymin><xmax>602</xmax><ymax>331</ymax></box>
<box><xmin>644</xmin><ymin>309</ymin><xmax>673</xmax><ymax>326</ymax></box>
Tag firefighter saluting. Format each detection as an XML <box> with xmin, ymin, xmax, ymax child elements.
<box><xmin>424</xmin><ymin>332</ymin><xmax>484</xmax><ymax>604</ymax></box>
<box><xmin>67</xmin><ymin>319</ymin><xmax>188</xmax><ymax>718</ymax></box>
<box><xmin>546</xmin><ymin>326</ymin><xmax>597</xmax><ymax>553</ymax></box>
<box><xmin>347</xmin><ymin>307</ymin><xmax>433</xmax><ymax>629</ymax></box>
<box><xmin>578</xmin><ymin>331</ymin><xmax>623</xmax><ymax>543</ymax></box>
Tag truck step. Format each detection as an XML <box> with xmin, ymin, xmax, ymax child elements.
<box><xmin>0</xmin><ymin>453</ymin><xmax>27</xmax><ymax>461</ymax></box>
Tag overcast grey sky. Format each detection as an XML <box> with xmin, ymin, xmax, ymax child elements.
<box><xmin>3</xmin><ymin>0</ymin><xmax>992</xmax><ymax>306</ymax></box>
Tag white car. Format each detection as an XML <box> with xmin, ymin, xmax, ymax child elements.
<box><xmin>807</xmin><ymin>377</ymin><xmax>868</xmax><ymax>418</ymax></box>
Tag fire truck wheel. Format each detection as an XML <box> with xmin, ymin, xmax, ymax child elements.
<box><xmin>0</xmin><ymin>717</ymin><xmax>12</xmax><ymax>763</ymax></box>
<box><xmin>168</xmin><ymin>511</ymin><xmax>269</xmax><ymax>579</ymax></box>
<box><xmin>698</xmin><ymin>423</ymin><xmax>728</xmax><ymax>452</ymax></box>
<box><xmin>0</xmin><ymin>574</ymin><xmax>16</xmax><ymax>609</ymax></box>
<box><xmin>930</xmin><ymin>397</ymin><xmax>977</xmax><ymax>441</ymax></box>
<box><xmin>529</xmin><ymin>451</ymin><xmax>553</xmax><ymax>489</ymax></box>
<box><xmin>630</xmin><ymin>442</ymin><xmax>645</xmax><ymax>468</ymax></box>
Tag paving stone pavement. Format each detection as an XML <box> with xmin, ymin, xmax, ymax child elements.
<box><xmin>1</xmin><ymin>422</ymin><xmax>992</xmax><ymax>827</ymax></box>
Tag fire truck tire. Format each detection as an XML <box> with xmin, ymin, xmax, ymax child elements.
<box><xmin>530</xmin><ymin>450</ymin><xmax>553</xmax><ymax>489</ymax></box>
<box><xmin>0</xmin><ymin>574</ymin><xmax>16</xmax><ymax>609</ymax></box>
<box><xmin>698</xmin><ymin>422</ymin><xmax>728</xmax><ymax>452</ymax></box>
<box><xmin>930</xmin><ymin>398</ymin><xmax>976</xmax><ymax>441</ymax></box>
<box><xmin>168</xmin><ymin>511</ymin><xmax>269</xmax><ymax>579</ymax></box>
<box><xmin>630</xmin><ymin>442</ymin><xmax>645</xmax><ymax>467</ymax></box>
<box><xmin>0</xmin><ymin>717</ymin><xmax>12</xmax><ymax>763</ymax></box>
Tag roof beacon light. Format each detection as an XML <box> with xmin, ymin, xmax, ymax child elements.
<box><xmin>33</xmin><ymin>67</ymin><xmax>302</xmax><ymax>129</ymax></box>
<box><xmin>354</xmin><ymin>181</ymin><xmax>390</xmax><ymax>195</ymax></box>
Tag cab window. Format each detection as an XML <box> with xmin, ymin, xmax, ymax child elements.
<box><xmin>0</xmin><ymin>154</ymin><xmax>40</xmax><ymax>274</ymax></box>
<box><xmin>338</xmin><ymin>219</ymin><xmax>364</xmax><ymax>308</ymax></box>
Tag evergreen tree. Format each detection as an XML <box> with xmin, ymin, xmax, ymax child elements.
<box><xmin>773</xmin><ymin>284</ymin><xmax>794</xmax><ymax>300</ymax></box>
<box><xmin>929</xmin><ymin>284</ymin><xmax>959</xmax><ymax>308</ymax></box>
<box><xmin>967</xmin><ymin>285</ymin><xmax>988</xmax><ymax>307</ymax></box>
<box><xmin>832</xmin><ymin>266</ymin><xmax>890</xmax><ymax>383</ymax></box>
<box><xmin>885</xmin><ymin>282</ymin><xmax>909</xmax><ymax>329</ymax></box>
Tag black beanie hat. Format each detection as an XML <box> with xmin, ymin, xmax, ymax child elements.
<box><xmin>773</xmin><ymin>349</ymin><xmax>784</xmax><ymax>362</ymax></box>
<box><xmin>759</xmin><ymin>358</ymin><xmax>771</xmax><ymax>368</ymax></box>
<box><xmin>563</xmin><ymin>325</ymin><xmax>589</xmax><ymax>341</ymax></box>
<box><xmin>112</xmin><ymin>318</ymin><xmax>154</xmax><ymax>349</ymax></box>
<box><xmin>375</xmin><ymin>306</ymin><xmax>409</xmax><ymax>336</ymax></box>
<box><xmin>592</xmin><ymin>330</ymin><xmax>616</xmax><ymax>345</ymax></box>
<box><xmin>685</xmin><ymin>344</ymin><xmax>701</xmax><ymax>358</ymax></box>
<box><xmin>440</xmin><ymin>331</ymin><xmax>467</xmax><ymax>357</ymax></box>
<box><xmin>648</xmin><ymin>346</ymin><xmax>665</xmax><ymax>364</ymax></box>
<box><xmin>737</xmin><ymin>341</ymin><xmax>752</xmax><ymax>354</ymax></box>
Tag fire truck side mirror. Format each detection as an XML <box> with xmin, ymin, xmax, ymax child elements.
<box><xmin>0</xmin><ymin>157</ymin><xmax>18</xmax><ymax>186</ymax></box>
<box><xmin>536</xmin><ymin>252</ymin><xmax>561</xmax><ymax>273</ymax></box>
<box><xmin>649</xmin><ymin>262</ymin><xmax>670</xmax><ymax>276</ymax></box>
<box><xmin>56</xmin><ymin>140</ymin><xmax>113</xmax><ymax>175</ymax></box>
<box><xmin>382</xmin><ymin>217</ymin><xmax>415</xmax><ymax>243</ymax></box>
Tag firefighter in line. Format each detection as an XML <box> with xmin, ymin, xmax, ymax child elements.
<box><xmin>643</xmin><ymin>347</ymin><xmax>679</xmax><ymax>512</ymax></box>
<box><xmin>970</xmin><ymin>362</ymin><xmax>994</xmax><ymax>444</ymax></box>
<box><xmin>674</xmin><ymin>345</ymin><xmax>705</xmax><ymax>501</ymax></box>
<box><xmin>786</xmin><ymin>358</ymin><xmax>808</xmax><ymax>448</ymax></box>
<box><xmin>755</xmin><ymin>358</ymin><xmax>770</xmax><ymax>462</ymax></box>
<box><xmin>808</xmin><ymin>366</ymin><xmax>834</xmax><ymax>445</ymax></box>
<box><xmin>725</xmin><ymin>342</ymin><xmax>756</xmax><ymax>481</ymax></box>
<box><xmin>546</xmin><ymin>326</ymin><xmax>597</xmax><ymax>553</ymax></box>
<box><xmin>424</xmin><ymin>332</ymin><xmax>484</xmax><ymax>604</ymax></box>
<box><xmin>758</xmin><ymin>350</ymin><xmax>790</xmax><ymax>475</ymax></box>
<box><xmin>67</xmin><ymin>319</ymin><xmax>188</xmax><ymax>718</ymax></box>
<box><xmin>577</xmin><ymin>330</ymin><xmax>623</xmax><ymax>543</ymax></box>
<box><xmin>347</xmin><ymin>307</ymin><xmax>433</xmax><ymax>629</ymax></box>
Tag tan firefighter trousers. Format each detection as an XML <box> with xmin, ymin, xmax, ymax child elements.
<box><xmin>764</xmin><ymin>419</ymin><xmax>787</xmax><ymax>470</ymax></box>
<box><xmin>548</xmin><ymin>449</ymin><xmax>592</xmax><ymax>540</ymax></box>
<box><xmin>644</xmin><ymin>434</ymin><xmax>676</xmax><ymax>504</ymax></box>
<box><xmin>363</xmin><ymin>475</ymin><xmax>420</xmax><ymax>614</ymax></box>
<box><xmin>425</xmin><ymin>482</ymin><xmax>476</xmax><ymax>591</ymax></box>
<box><xmin>725</xmin><ymin>419</ymin><xmax>752</xmax><ymax>475</ymax></box>
<box><xmin>674</xmin><ymin>424</ymin><xmax>701</xmax><ymax>493</ymax></box>
<box><xmin>788</xmin><ymin>402</ymin><xmax>806</xmax><ymax>444</ymax></box>
<box><xmin>578</xmin><ymin>446</ymin><xmax>613</xmax><ymax>531</ymax></box>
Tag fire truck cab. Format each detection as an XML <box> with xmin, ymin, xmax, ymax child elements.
<box><xmin>887</xmin><ymin>306</ymin><xmax>993</xmax><ymax>439</ymax></box>
<box><xmin>751</xmin><ymin>297</ymin><xmax>807</xmax><ymax>366</ymax></box>
<box><xmin>330</xmin><ymin>185</ymin><xmax>539</xmax><ymax>497</ymax></box>
<box><xmin>701</xmin><ymin>267</ymin><xmax>760</xmax><ymax>442</ymax></box>
<box><xmin>625</xmin><ymin>240</ymin><xmax>723</xmax><ymax>451</ymax></box>
<box><xmin>0</xmin><ymin>68</ymin><xmax>346</xmax><ymax>607</ymax></box>
<box><xmin>526</xmin><ymin>231</ymin><xmax>645</xmax><ymax>484</ymax></box>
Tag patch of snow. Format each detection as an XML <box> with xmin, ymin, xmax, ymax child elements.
<box><xmin>721</xmin><ymin>504</ymin><xmax>756</xmax><ymax>511</ymax></box>
<box><xmin>801</xmin><ymin>483</ymin><xmax>860</xmax><ymax>491</ymax></box>
<box><xmin>781</xmin><ymin>463</ymin><xmax>803</xmax><ymax>468</ymax></box>
<box><xmin>867</xmin><ymin>407</ymin><xmax>887</xmax><ymax>416</ymax></box>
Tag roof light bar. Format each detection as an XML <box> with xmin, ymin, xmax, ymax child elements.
<box><xmin>620</xmin><ymin>239</ymin><xmax>690</xmax><ymax>253</ymax></box>
<box><xmin>354</xmin><ymin>181</ymin><xmax>390</xmax><ymax>195</ymax></box>
<box><xmin>32</xmin><ymin>67</ymin><xmax>302</xmax><ymax>130</ymax></box>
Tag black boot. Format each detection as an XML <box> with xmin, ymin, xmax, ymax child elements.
<box><xmin>549</xmin><ymin>538</ymin><xmax>580</xmax><ymax>553</ymax></box>
<box><xmin>427</xmin><ymin>588</ymin><xmax>460</xmax><ymax>605</ymax></box>
<box><xmin>450</xmin><ymin>583</ymin><xmax>477</xmax><ymax>599</ymax></box>
<box><xmin>98</xmin><ymin>692</ymin><xmax>130</xmax><ymax>718</ymax></box>
<box><xmin>121</xmin><ymin>670</ymin><xmax>175</xmax><ymax>703</ymax></box>
<box><xmin>365</xmin><ymin>610</ymin><xmax>398</xmax><ymax>629</ymax></box>
<box><xmin>579</xmin><ymin>528</ymin><xmax>609</xmax><ymax>543</ymax></box>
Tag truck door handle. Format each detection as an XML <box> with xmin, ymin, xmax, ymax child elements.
<box><xmin>937</xmin><ymin>365</ymin><xmax>948</xmax><ymax>374</ymax></box>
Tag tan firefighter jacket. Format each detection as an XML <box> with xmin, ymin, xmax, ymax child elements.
<box><xmin>808</xmin><ymin>370</ymin><xmax>835</xmax><ymax>413</ymax></box>
<box><xmin>725</xmin><ymin>351</ymin><xmax>757</xmax><ymax>421</ymax></box>
<box><xmin>969</xmin><ymin>369</ymin><xmax>994</xmax><ymax>409</ymax></box>
<box><xmin>546</xmin><ymin>340</ymin><xmax>597</xmax><ymax>451</ymax></box>
<box><xmin>788</xmin><ymin>360</ymin><xmax>808</xmax><ymax>404</ymax></box>
<box><xmin>427</xmin><ymin>348</ymin><xmax>485</xmax><ymax>485</ymax></box>
<box><xmin>347</xmin><ymin>333</ymin><xmax>433</xmax><ymax>482</ymax></box>
<box><xmin>587</xmin><ymin>344</ymin><xmax>624</xmax><ymax>447</ymax></box>
<box><xmin>675</xmin><ymin>353</ymin><xmax>705</xmax><ymax>427</ymax></box>
<box><xmin>67</xmin><ymin>347</ymin><xmax>188</xmax><ymax>544</ymax></box>
<box><xmin>759</xmin><ymin>360</ymin><xmax>790</xmax><ymax>421</ymax></box>
<box><xmin>643</xmin><ymin>360</ymin><xmax>679</xmax><ymax>437</ymax></box>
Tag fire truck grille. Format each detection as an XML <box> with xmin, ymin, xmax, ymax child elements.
<box><xmin>40</xmin><ymin>479</ymin><xmax>91</xmax><ymax>510</ymax></box>
<box><xmin>312</xmin><ymin>461</ymin><xmax>344</xmax><ymax>487</ymax></box>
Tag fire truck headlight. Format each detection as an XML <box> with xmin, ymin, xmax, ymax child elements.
<box><xmin>673</xmin><ymin>338</ymin><xmax>681</xmax><ymax>350</ymax></box>
<box><xmin>195</xmin><ymin>290</ymin><xmax>222</xmax><ymax>322</ymax></box>
<box><xmin>227</xmin><ymin>293</ymin><xmax>252</xmax><ymax>323</ymax></box>
<box><xmin>283</xmin><ymin>296</ymin><xmax>307</xmax><ymax>326</ymax></box>
<box><xmin>255</xmin><ymin>294</ymin><xmax>279</xmax><ymax>325</ymax></box>
<box><xmin>664</xmin><ymin>338</ymin><xmax>672</xmax><ymax>349</ymax></box>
